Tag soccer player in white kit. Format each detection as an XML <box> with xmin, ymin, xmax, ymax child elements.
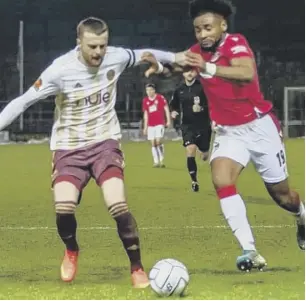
<box><xmin>0</xmin><ymin>17</ymin><xmax>180</xmax><ymax>286</ymax></box>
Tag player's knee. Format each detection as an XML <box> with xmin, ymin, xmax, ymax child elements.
<box><xmin>53</xmin><ymin>178</ymin><xmax>81</xmax><ymax>203</ymax></box>
<box><xmin>211</xmin><ymin>158</ymin><xmax>241</xmax><ymax>189</ymax></box>
<box><xmin>55</xmin><ymin>200</ymin><xmax>77</xmax><ymax>214</ymax></box>
<box><xmin>212</xmin><ymin>176</ymin><xmax>236</xmax><ymax>191</ymax></box>
<box><xmin>186</xmin><ymin>145</ymin><xmax>197</xmax><ymax>157</ymax></box>
<box><xmin>155</xmin><ymin>139</ymin><xmax>162</xmax><ymax>146</ymax></box>
<box><xmin>100</xmin><ymin>171</ymin><xmax>126</xmax><ymax>207</ymax></box>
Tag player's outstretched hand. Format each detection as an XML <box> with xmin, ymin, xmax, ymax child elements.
<box><xmin>171</xmin><ymin>111</ymin><xmax>179</xmax><ymax>119</ymax></box>
<box><xmin>185</xmin><ymin>52</ymin><xmax>206</xmax><ymax>71</ymax></box>
<box><xmin>141</xmin><ymin>52</ymin><xmax>160</xmax><ymax>78</ymax></box>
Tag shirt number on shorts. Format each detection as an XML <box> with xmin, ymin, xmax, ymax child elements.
<box><xmin>276</xmin><ymin>150</ymin><xmax>286</xmax><ymax>167</ymax></box>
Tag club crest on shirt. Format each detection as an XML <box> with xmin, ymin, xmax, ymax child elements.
<box><xmin>107</xmin><ymin>69</ymin><xmax>115</xmax><ymax>81</ymax></box>
<box><xmin>210</xmin><ymin>51</ymin><xmax>221</xmax><ymax>63</ymax></box>
<box><xmin>192</xmin><ymin>96</ymin><xmax>201</xmax><ymax>112</ymax></box>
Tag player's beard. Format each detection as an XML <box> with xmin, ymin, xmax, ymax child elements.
<box><xmin>200</xmin><ymin>33</ymin><xmax>226</xmax><ymax>52</ymax></box>
<box><xmin>201</xmin><ymin>39</ymin><xmax>219</xmax><ymax>52</ymax></box>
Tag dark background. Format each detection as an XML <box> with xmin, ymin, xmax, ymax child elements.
<box><xmin>0</xmin><ymin>0</ymin><xmax>304</xmax><ymax>134</ymax></box>
<box><xmin>0</xmin><ymin>0</ymin><xmax>304</xmax><ymax>54</ymax></box>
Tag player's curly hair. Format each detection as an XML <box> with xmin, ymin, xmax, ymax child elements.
<box><xmin>189</xmin><ymin>0</ymin><xmax>235</xmax><ymax>19</ymax></box>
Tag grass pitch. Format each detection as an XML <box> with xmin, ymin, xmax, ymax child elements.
<box><xmin>0</xmin><ymin>139</ymin><xmax>304</xmax><ymax>299</ymax></box>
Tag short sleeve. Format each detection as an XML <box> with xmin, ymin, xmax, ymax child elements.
<box><xmin>160</xmin><ymin>94</ymin><xmax>167</xmax><ymax>106</ymax></box>
<box><xmin>226</xmin><ymin>34</ymin><xmax>253</xmax><ymax>59</ymax></box>
<box><xmin>142</xmin><ymin>98</ymin><xmax>147</xmax><ymax>112</ymax></box>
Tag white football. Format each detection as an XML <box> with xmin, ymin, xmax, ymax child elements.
<box><xmin>149</xmin><ymin>258</ymin><xmax>190</xmax><ymax>297</ymax></box>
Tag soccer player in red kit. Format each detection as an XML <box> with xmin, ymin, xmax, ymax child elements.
<box><xmin>143</xmin><ymin>0</ymin><xmax>305</xmax><ymax>272</ymax></box>
<box><xmin>142</xmin><ymin>83</ymin><xmax>171</xmax><ymax>167</ymax></box>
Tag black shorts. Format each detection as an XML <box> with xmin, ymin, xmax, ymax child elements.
<box><xmin>181</xmin><ymin>125</ymin><xmax>212</xmax><ymax>152</ymax></box>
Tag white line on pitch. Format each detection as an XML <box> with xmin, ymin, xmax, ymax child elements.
<box><xmin>0</xmin><ymin>225</ymin><xmax>295</xmax><ymax>231</ymax></box>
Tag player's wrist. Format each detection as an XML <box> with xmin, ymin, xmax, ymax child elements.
<box><xmin>205</xmin><ymin>62</ymin><xmax>217</xmax><ymax>76</ymax></box>
<box><xmin>156</xmin><ymin>62</ymin><xmax>164</xmax><ymax>74</ymax></box>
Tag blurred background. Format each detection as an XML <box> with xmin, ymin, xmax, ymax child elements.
<box><xmin>0</xmin><ymin>0</ymin><xmax>304</xmax><ymax>139</ymax></box>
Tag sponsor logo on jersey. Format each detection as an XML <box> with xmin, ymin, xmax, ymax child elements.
<box><xmin>33</xmin><ymin>78</ymin><xmax>42</xmax><ymax>91</ymax></box>
<box><xmin>76</xmin><ymin>91</ymin><xmax>111</xmax><ymax>107</ymax></box>
<box><xmin>231</xmin><ymin>45</ymin><xmax>248</xmax><ymax>55</ymax></box>
<box><xmin>74</xmin><ymin>83</ymin><xmax>83</xmax><ymax>88</ymax></box>
<box><xmin>107</xmin><ymin>69</ymin><xmax>115</xmax><ymax>81</ymax></box>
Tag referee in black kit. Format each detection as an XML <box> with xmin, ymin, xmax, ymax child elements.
<box><xmin>170</xmin><ymin>68</ymin><xmax>212</xmax><ymax>192</ymax></box>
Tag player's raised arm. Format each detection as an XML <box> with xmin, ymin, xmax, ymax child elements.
<box><xmin>185</xmin><ymin>37</ymin><xmax>255</xmax><ymax>81</ymax></box>
<box><xmin>140</xmin><ymin>52</ymin><xmax>190</xmax><ymax>78</ymax></box>
<box><xmin>0</xmin><ymin>65</ymin><xmax>60</xmax><ymax>131</ymax></box>
<box><xmin>120</xmin><ymin>48</ymin><xmax>188</xmax><ymax>77</ymax></box>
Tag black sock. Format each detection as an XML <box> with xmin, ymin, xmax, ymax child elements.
<box><xmin>56</xmin><ymin>213</ymin><xmax>79</xmax><ymax>252</ymax></box>
<box><xmin>187</xmin><ymin>156</ymin><xmax>197</xmax><ymax>182</ymax></box>
<box><xmin>114</xmin><ymin>212</ymin><xmax>143</xmax><ymax>272</ymax></box>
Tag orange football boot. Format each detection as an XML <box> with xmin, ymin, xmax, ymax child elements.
<box><xmin>131</xmin><ymin>268</ymin><xmax>150</xmax><ymax>288</ymax></box>
<box><xmin>60</xmin><ymin>250</ymin><xmax>79</xmax><ymax>282</ymax></box>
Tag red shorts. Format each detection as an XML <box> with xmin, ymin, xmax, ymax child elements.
<box><xmin>51</xmin><ymin>139</ymin><xmax>124</xmax><ymax>191</ymax></box>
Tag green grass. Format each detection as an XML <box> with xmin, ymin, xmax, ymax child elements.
<box><xmin>0</xmin><ymin>139</ymin><xmax>304</xmax><ymax>299</ymax></box>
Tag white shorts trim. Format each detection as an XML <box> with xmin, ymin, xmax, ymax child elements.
<box><xmin>147</xmin><ymin>125</ymin><xmax>165</xmax><ymax>141</ymax></box>
<box><xmin>210</xmin><ymin>115</ymin><xmax>289</xmax><ymax>183</ymax></box>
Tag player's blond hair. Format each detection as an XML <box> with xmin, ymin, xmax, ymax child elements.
<box><xmin>77</xmin><ymin>17</ymin><xmax>108</xmax><ymax>38</ymax></box>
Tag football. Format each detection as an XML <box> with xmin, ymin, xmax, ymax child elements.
<box><xmin>149</xmin><ymin>258</ymin><xmax>190</xmax><ymax>297</ymax></box>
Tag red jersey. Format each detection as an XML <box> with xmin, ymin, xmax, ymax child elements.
<box><xmin>190</xmin><ymin>33</ymin><xmax>273</xmax><ymax>126</ymax></box>
<box><xmin>142</xmin><ymin>94</ymin><xmax>167</xmax><ymax>126</ymax></box>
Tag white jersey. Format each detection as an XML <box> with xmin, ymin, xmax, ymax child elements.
<box><xmin>47</xmin><ymin>46</ymin><xmax>132</xmax><ymax>149</ymax></box>
<box><xmin>0</xmin><ymin>46</ymin><xmax>175</xmax><ymax>150</ymax></box>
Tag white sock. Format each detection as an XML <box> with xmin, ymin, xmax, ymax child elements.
<box><xmin>151</xmin><ymin>147</ymin><xmax>159</xmax><ymax>164</ymax></box>
<box><xmin>296</xmin><ymin>202</ymin><xmax>305</xmax><ymax>225</ymax></box>
<box><xmin>157</xmin><ymin>144</ymin><xmax>164</xmax><ymax>162</ymax></box>
<box><xmin>220</xmin><ymin>194</ymin><xmax>256</xmax><ymax>251</ymax></box>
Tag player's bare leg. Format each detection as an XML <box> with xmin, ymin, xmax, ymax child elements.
<box><xmin>198</xmin><ymin>150</ymin><xmax>209</xmax><ymax>161</ymax></box>
<box><xmin>100</xmin><ymin>168</ymin><xmax>149</xmax><ymax>288</ymax></box>
<box><xmin>156</xmin><ymin>137</ymin><xmax>165</xmax><ymax>167</ymax></box>
<box><xmin>265</xmin><ymin>180</ymin><xmax>305</xmax><ymax>250</ymax></box>
<box><xmin>186</xmin><ymin>144</ymin><xmax>199</xmax><ymax>192</ymax></box>
<box><xmin>211</xmin><ymin>157</ymin><xmax>266</xmax><ymax>271</ymax></box>
<box><xmin>151</xmin><ymin>139</ymin><xmax>160</xmax><ymax>167</ymax></box>
<box><xmin>53</xmin><ymin>179</ymin><xmax>80</xmax><ymax>282</ymax></box>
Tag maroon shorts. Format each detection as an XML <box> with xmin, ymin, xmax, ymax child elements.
<box><xmin>51</xmin><ymin>139</ymin><xmax>124</xmax><ymax>191</ymax></box>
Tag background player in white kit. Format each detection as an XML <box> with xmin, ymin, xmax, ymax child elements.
<box><xmin>0</xmin><ymin>17</ymin><xmax>181</xmax><ymax>287</ymax></box>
